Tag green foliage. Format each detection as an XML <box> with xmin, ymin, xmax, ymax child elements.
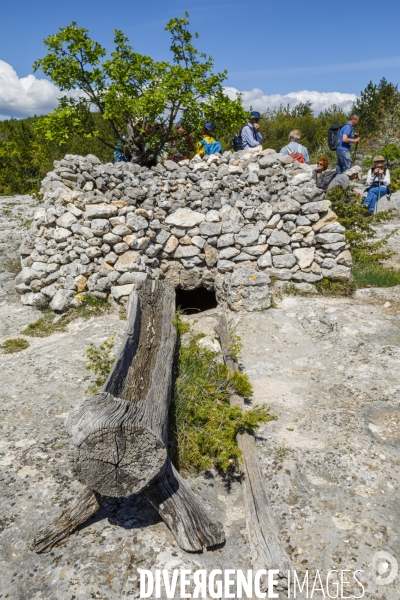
<box><xmin>21</xmin><ymin>294</ymin><xmax>109</xmax><ymax>338</ymax></box>
<box><xmin>85</xmin><ymin>337</ymin><xmax>115</xmax><ymax>393</ymax></box>
<box><xmin>74</xmin><ymin>293</ymin><xmax>110</xmax><ymax>318</ymax></box>
<box><xmin>33</xmin><ymin>15</ymin><xmax>247</xmax><ymax>166</ymax></box>
<box><xmin>0</xmin><ymin>338</ymin><xmax>30</xmax><ymax>353</ymax></box>
<box><xmin>315</xmin><ymin>278</ymin><xmax>357</xmax><ymax>297</ymax></box>
<box><xmin>170</xmin><ymin>328</ymin><xmax>275</xmax><ymax>474</ymax></box>
<box><xmin>21</xmin><ymin>311</ymin><xmax>69</xmax><ymax>337</ymax></box>
<box><xmin>0</xmin><ymin>115</ymin><xmax>112</xmax><ymax>196</ymax></box>
<box><xmin>352</xmin><ymin>261</ymin><xmax>400</xmax><ymax>288</ymax></box>
<box><xmin>325</xmin><ymin>185</ymin><xmax>395</xmax><ymax>262</ymax></box>
<box><xmin>258</xmin><ymin>103</ymin><xmax>348</xmax><ymax>163</ymax></box>
<box><xmin>353</xmin><ymin>78</ymin><xmax>400</xmax><ymax>139</ymax></box>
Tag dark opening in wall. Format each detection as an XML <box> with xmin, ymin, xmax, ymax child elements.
<box><xmin>175</xmin><ymin>287</ymin><xmax>218</xmax><ymax>315</ymax></box>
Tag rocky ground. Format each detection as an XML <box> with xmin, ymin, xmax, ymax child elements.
<box><xmin>0</xmin><ymin>195</ymin><xmax>399</xmax><ymax>599</ymax></box>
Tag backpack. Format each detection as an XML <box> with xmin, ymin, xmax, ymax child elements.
<box><xmin>232</xmin><ymin>132</ymin><xmax>243</xmax><ymax>152</ymax></box>
<box><xmin>328</xmin><ymin>124</ymin><xmax>345</xmax><ymax>151</ymax></box>
<box><xmin>200</xmin><ymin>139</ymin><xmax>222</xmax><ymax>156</ymax></box>
<box><xmin>286</xmin><ymin>144</ymin><xmax>305</xmax><ymax>163</ymax></box>
<box><xmin>316</xmin><ymin>170</ymin><xmax>337</xmax><ymax>192</ymax></box>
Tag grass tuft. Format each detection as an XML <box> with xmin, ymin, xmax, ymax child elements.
<box><xmin>21</xmin><ymin>311</ymin><xmax>68</xmax><ymax>337</ymax></box>
<box><xmin>352</xmin><ymin>261</ymin><xmax>400</xmax><ymax>288</ymax></box>
<box><xmin>21</xmin><ymin>293</ymin><xmax>110</xmax><ymax>338</ymax></box>
<box><xmin>315</xmin><ymin>277</ymin><xmax>357</xmax><ymax>297</ymax></box>
<box><xmin>0</xmin><ymin>338</ymin><xmax>29</xmax><ymax>353</ymax></box>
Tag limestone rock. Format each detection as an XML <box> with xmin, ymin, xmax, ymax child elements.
<box><xmin>293</xmin><ymin>247</ymin><xmax>315</xmax><ymax>269</ymax></box>
<box><xmin>114</xmin><ymin>250</ymin><xmax>140</xmax><ymax>272</ymax></box>
<box><xmin>84</xmin><ymin>203</ymin><xmax>119</xmax><ymax>219</ymax></box>
<box><xmin>50</xmin><ymin>289</ymin><xmax>75</xmax><ymax>312</ymax></box>
<box><xmin>111</xmin><ymin>284</ymin><xmax>135</xmax><ymax>299</ymax></box>
<box><xmin>268</xmin><ymin>229</ymin><xmax>291</xmax><ymax>247</ymax></box>
<box><xmin>166</xmin><ymin>208</ymin><xmax>204</xmax><ymax>227</ymax></box>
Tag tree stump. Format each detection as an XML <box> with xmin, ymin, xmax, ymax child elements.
<box><xmin>31</xmin><ymin>281</ymin><xmax>224</xmax><ymax>553</ymax></box>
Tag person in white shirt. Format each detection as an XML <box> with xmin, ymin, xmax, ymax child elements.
<box><xmin>364</xmin><ymin>156</ymin><xmax>391</xmax><ymax>214</ymax></box>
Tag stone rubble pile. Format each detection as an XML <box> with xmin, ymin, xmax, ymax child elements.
<box><xmin>15</xmin><ymin>147</ymin><xmax>352</xmax><ymax>312</ymax></box>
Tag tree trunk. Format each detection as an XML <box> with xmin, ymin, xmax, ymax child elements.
<box><xmin>31</xmin><ymin>281</ymin><xmax>225</xmax><ymax>553</ymax></box>
<box><xmin>215</xmin><ymin>315</ymin><xmax>292</xmax><ymax>580</ymax></box>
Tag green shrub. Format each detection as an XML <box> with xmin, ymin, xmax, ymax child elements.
<box><xmin>0</xmin><ymin>338</ymin><xmax>29</xmax><ymax>353</ymax></box>
<box><xmin>169</xmin><ymin>321</ymin><xmax>276</xmax><ymax>474</ymax></box>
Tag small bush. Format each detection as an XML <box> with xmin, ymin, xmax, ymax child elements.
<box><xmin>85</xmin><ymin>337</ymin><xmax>115</xmax><ymax>394</ymax></box>
<box><xmin>352</xmin><ymin>261</ymin><xmax>400</xmax><ymax>287</ymax></box>
<box><xmin>0</xmin><ymin>338</ymin><xmax>29</xmax><ymax>353</ymax></box>
<box><xmin>170</xmin><ymin>321</ymin><xmax>276</xmax><ymax>474</ymax></box>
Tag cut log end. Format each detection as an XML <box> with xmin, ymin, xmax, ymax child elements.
<box><xmin>71</xmin><ymin>425</ymin><xmax>167</xmax><ymax>497</ymax></box>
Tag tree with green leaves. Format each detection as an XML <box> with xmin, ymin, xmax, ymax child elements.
<box><xmin>352</xmin><ymin>77</ymin><xmax>400</xmax><ymax>142</ymax></box>
<box><xmin>33</xmin><ymin>15</ymin><xmax>247</xmax><ymax>166</ymax></box>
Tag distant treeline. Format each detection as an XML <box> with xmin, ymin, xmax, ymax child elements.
<box><xmin>1</xmin><ymin>78</ymin><xmax>399</xmax><ymax>196</ymax></box>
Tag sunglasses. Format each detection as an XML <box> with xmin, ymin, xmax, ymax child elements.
<box><xmin>317</xmin><ymin>162</ymin><xmax>324</xmax><ymax>165</ymax></box>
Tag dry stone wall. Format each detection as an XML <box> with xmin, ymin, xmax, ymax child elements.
<box><xmin>15</xmin><ymin>147</ymin><xmax>352</xmax><ymax>312</ymax></box>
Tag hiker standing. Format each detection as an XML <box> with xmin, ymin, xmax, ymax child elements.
<box><xmin>336</xmin><ymin>115</ymin><xmax>361</xmax><ymax>173</ymax></box>
<box><xmin>195</xmin><ymin>123</ymin><xmax>222</xmax><ymax>157</ymax></box>
<box><xmin>364</xmin><ymin>156</ymin><xmax>391</xmax><ymax>214</ymax></box>
<box><xmin>241</xmin><ymin>111</ymin><xmax>263</xmax><ymax>150</ymax></box>
<box><xmin>327</xmin><ymin>165</ymin><xmax>363</xmax><ymax>191</ymax></box>
<box><xmin>280</xmin><ymin>130</ymin><xmax>310</xmax><ymax>164</ymax></box>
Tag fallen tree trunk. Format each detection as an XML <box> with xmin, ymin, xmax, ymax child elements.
<box><xmin>31</xmin><ymin>281</ymin><xmax>224</xmax><ymax>553</ymax></box>
<box><xmin>215</xmin><ymin>315</ymin><xmax>291</xmax><ymax>580</ymax></box>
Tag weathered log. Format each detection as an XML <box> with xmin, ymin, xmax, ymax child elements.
<box><xmin>32</xmin><ymin>281</ymin><xmax>225</xmax><ymax>553</ymax></box>
<box><xmin>215</xmin><ymin>314</ymin><xmax>291</xmax><ymax>575</ymax></box>
<box><xmin>31</xmin><ymin>487</ymin><xmax>104</xmax><ymax>553</ymax></box>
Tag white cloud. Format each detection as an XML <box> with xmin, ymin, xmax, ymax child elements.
<box><xmin>0</xmin><ymin>60</ymin><xmax>62</xmax><ymax>118</ymax></box>
<box><xmin>225</xmin><ymin>87</ymin><xmax>358</xmax><ymax>115</ymax></box>
<box><xmin>0</xmin><ymin>59</ymin><xmax>358</xmax><ymax>120</ymax></box>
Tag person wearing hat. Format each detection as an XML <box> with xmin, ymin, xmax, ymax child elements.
<box><xmin>364</xmin><ymin>156</ymin><xmax>391</xmax><ymax>214</ymax></box>
<box><xmin>280</xmin><ymin>129</ymin><xmax>310</xmax><ymax>164</ymax></box>
<box><xmin>326</xmin><ymin>165</ymin><xmax>363</xmax><ymax>191</ymax></box>
<box><xmin>241</xmin><ymin>111</ymin><xmax>263</xmax><ymax>150</ymax></box>
<box><xmin>195</xmin><ymin>122</ymin><xmax>221</xmax><ymax>157</ymax></box>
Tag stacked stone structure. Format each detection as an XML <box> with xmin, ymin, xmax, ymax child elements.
<box><xmin>15</xmin><ymin>147</ymin><xmax>352</xmax><ymax>311</ymax></box>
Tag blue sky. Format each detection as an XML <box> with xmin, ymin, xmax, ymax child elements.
<box><xmin>1</xmin><ymin>0</ymin><xmax>399</xmax><ymax>117</ymax></box>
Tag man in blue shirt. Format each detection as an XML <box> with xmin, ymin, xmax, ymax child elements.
<box><xmin>241</xmin><ymin>111</ymin><xmax>263</xmax><ymax>150</ymax></box>
<box><xmin>280</xmin><ymin>130</ymin><xmax>310</xmax><ymax>164</ymax></box>
<box><xmin>336</xmin><ymin>115</ymin><xmax>361</xmax><ymax>173</ymax></box>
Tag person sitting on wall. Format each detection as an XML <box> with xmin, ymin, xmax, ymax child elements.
<box><xmin>195</xmin><ymin>123</ymin><xmax>222</xmax><ymax>157</ymax></box>
<box><xmin>241</xmin><ymin>111</ymin><xmax>263</xmax><ymax>150</ymax></box>
<box><xmin>280</xmin><ymin>130</ymin><xmax>310</xmax><ymax>164</ymax></box>
<box><xmin>363</xmin><ymin>156</ymin><xmax>391</xmax><ymax>214</ymax></box>
<box><xmin>313</xmin><ymin>157</ymin><xmax>338</xmax><ymax>191</ymax></box>
<box><xmin>326</xmin><ymin>165</ymin><xmax>363</xmax><ymax>191</ymax></box>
